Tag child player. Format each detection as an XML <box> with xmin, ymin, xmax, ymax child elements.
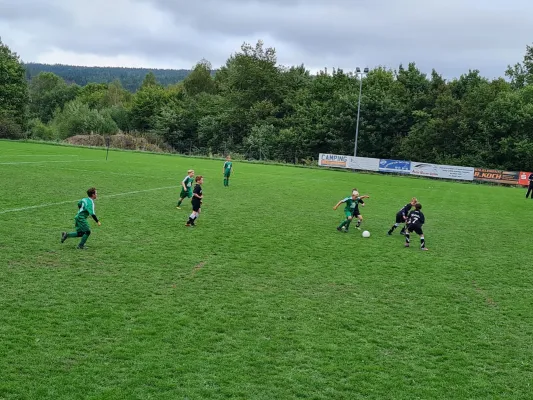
<box><xmin>223</xmin><ymin>156</ymin><xmax>233</xmax><ymax>187</ymax></box>
<box><xmin>61</xmin><ymin>187</ymin><xmax>101</xmax><ymax>249</ymax></box>
<box><xmin>186</xmin><ymin>176</ymin><xmax>204</xmax><ymax>227</ymax></box>
<box><xmin>176</xmin><ymin>169</ymin><xmax>194</xmax><ymax>209</ymax></box>
<box><xmin>333</xmin><ymin>190</ymin><xmax>369</xmax><ymax>233</ymax></box>
<box><xmin>388</xmin><ymin>197</ymin><xmax>417</xmax><ymax>235</ymax></box>
<box><xmin>351</xmin><ymin>190</ymin><xmax>370</xmax><ymax>230</ymax></box>
<box><xmin>404</xmin><ymin>203</ymin><xmax>428</xmax><ymax>251</ymax></box>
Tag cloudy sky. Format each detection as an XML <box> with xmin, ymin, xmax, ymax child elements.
<box><xmin>1</xmin><ymin>0</ymin><xmax>532</xmax><ymax>79</ymax></box>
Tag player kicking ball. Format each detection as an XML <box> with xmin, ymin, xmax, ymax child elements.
<box><xmin>333</xmin><ymin>190</ymin><xmax>369</xmax><ymax>233</ymax></box>
<box><xmin>404</xmin><ymin>203</ymin><xmax>428</xmax><ymax>251</ymax></box>
<box><xmin>388</xmin><ymin>197</ymin><xmax>417</xmax><ymax>235</ymax></box>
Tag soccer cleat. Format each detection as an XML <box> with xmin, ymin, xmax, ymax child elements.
<box><xmin>344</xmin><ymin>229</ymin><xmax>349</xmax><ymax>233</ymax></box>
<box><xmin>336</xmin><ymin>227</ymin><xmax>342</xmax><ymax>232</ymax></box>
<box><xmin>76</xmin><ymin>245</ymin><xmax>86</xmax><ymax>250</ymax></box>
<box><xmin>421</xmin><ymin>247</ymin><xmax>429</xmax><ymax>251</ymax></box>
<box><xmin>404</xmin><ymin>243</ymin><xmax>410</xmax><ymax>247</ymax></box>
<box><xmin>387</xmin><ymin>231</ymin><xmax>392</xmax><ymax>235</ymax></box>
<box><xmin>176</xmin><ymin>206</ymin><xmax>181</xmax><ymax>209</ymax></box>
<box><xmin>61</xmin><ymin>232</ymin><xmax>68</xmax><ymax>243</ymax></box>
<box><xmin>185</xmin><ymin>223</ymin><xmax>191</xmax><ymax>227</ymax></box>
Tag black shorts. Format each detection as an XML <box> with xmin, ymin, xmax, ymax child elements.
<box><xmin>395</xmin><ymin>213</ymin><xmax>406</xmax><ymax>224</ymax></box>
<box><xmin>352</xmin><ymin>210</ymin><xmax>361</xmax><ymax>218</ymax></box>
<box><xmin>191</xmin><ymin>201</ymin><xmax>201</xmax><ymax>212</ymax></box>
<box><xmin>407</xmin><ymin>223</ymin><xmax>423</xmax><ymax>235</ymax></box>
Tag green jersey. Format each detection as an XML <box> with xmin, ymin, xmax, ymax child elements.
<box><xmin>76</xmin><ymin>197</ymin><xmax>96</xmax><ymax>220</ymax></box>
<box><xmin>182</xmin><ymin>175</ymin><xmax>194</xmax><ymax>192</ymax></box>
<box><xmin>223</xmin><ymin>161</ymin><xmax>232</xmax><ymax>171</ymax></box>
<box><xmin>341</xmin><ymin>197</ymin><xmax>363</xmax><ymax>213</ymax></box>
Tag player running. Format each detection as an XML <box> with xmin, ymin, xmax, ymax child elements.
<box><xmin>404</xmin><ymin>203</ymin><xmax>428</xmax><ymax>250</ymax></box>
<box><xmin>177</xmin><ymin>169</ymin><xmax>195</xmax><ymax>209</ymax></box>
<box><xmin>61</xmin><ymin>187</ymin><xmax>101</xmax><ymax>249</ymax></box>
<box><xmin>388</xmin><ymin>197</ymin><xmax>417</xmax><ymax>235</ymax></box>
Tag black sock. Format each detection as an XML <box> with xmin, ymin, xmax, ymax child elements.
<box><xmin>405</xmin><ymin>233</ymin><xmax>410</xmax><ymax>244</ymax></box>
<box><xmin>420</xmin><ymin>237</ymin><xmax>425</xmax><ymax>248</ymax></box>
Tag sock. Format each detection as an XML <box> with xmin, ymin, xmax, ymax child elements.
<box><xmin>79</xmin><ymin>233</ymin><xmax>90</xmax><ymax>247</ymax></box>
<box><xmin>356</xmin><ymin>220</ymin><xmax>361</xmax><ymax>228</ymax></box>
<box><xmin>405</xmin><ymin>233</ymin><xmax>410</xmax><ymax>245</ymax></box>
<box><xmin>345</xmin><ymin>219</ymin><xmax>352</xmax><ymax>230</ymax></box>
<box><xmin>420</xmin><ymin>236</ymin><xmax>426</xmax><ymax>248</ymax></box>
<box><xmin>224</xmin><ymin>178</ymin><xmax>227</xmax><ymax>186</ymax></box>
<box><xmin>177</xmin><ymin>199</ymin><xmax>182</xmax><ymax>206</ymax></box>
<box><xmin>338</xmin><ymin>220</ymin><xmax>347</xmax><ymax>229</ymax></box>
<box><xmin>389</xmin><ymin>224</ymin><xmax>398</xmax><ymax>234</ymax></box>
<box><xmin>67</xmin><ymin>232</ymin><xmax>78</xmax><ymax>238</ymax></box>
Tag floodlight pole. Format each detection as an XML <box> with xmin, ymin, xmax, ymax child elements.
<box><xmin>354</xmin><ymin>67</ymin><xmax>369</xmax><ymax>158</ymax></box>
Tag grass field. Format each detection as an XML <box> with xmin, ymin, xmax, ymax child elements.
<box><xmin>1</xmin><ymin>140</ymin><xmax>533</xmax><ymax>400</ymax></box>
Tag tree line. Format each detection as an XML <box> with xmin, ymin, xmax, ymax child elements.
<box><xmin>2</xmin><ymin>38</ymin><xmax>533</xmax><ymax>170</ymax></box>
<box><xmin>24</xmin><ymin>63</ymin><xmax>200</xmax><ymax>92</ymax></box>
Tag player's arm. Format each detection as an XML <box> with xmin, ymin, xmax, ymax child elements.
<box><xmin>87</xmin><ymin>201</ymin><xmax>101</xmax><ymax>226</ymax></box>
<box><xmin>333</xmin><ymin>200</ymin><xmax>344</xmax><ymax>210</ymax></box>
<box><xmin>181</xmin><ymin>177</ymin><xmax>188</xmax><ymax>191</ymax></box>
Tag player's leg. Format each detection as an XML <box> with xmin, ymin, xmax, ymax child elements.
<box><xmin>527</xmin><ymin>187</ymin><xmax>533</xmax><ymax>198</ymax></box>
<box><xmin>344</xmin><ymin>215</ymin><xmax>353</xmax><ymax>232</ymax></box>
<box><xmin>404</xmin><ymin>225</ymin><xmax>411</xmax><ymax>247</ymax></box>
<box><xmin>337</xmin><ymin>211</ymin><xmax>351</xmax><ymax>231</ymax></box>
<box><xmin>77</xmin><ymin>230</ymin><xmax>91</xmax><ymax>249</ymax></box>
<box><xmin>416</xmin><ymin>226</ymin><xmax>428</xmax><ymax>250</ymax></box>
<box><xmin>355</xmin><ymin>214</ymin><xmax>363</xmax><ymax>229</ymax></box>
<box><xmin>388</xmin><ymin>215</ymin><xmax>402</xmax><ymax>235</ymax></box>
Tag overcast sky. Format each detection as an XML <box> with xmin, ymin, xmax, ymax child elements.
<box><xmin>1</xmin><ymin>0</ymin><xmax>532</xmax><ymax>79</ymax></box>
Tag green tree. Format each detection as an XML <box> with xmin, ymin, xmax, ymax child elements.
<box><xmin>0</xmin><ymin>38</ymin><xmax>28</xmax><ymax>136</ymax></box>
<box><xmin>29</xmin><ymin>72</ymin><xmax>79</xmax><ymax>123</ymax></box>
<box><xmin>183</xmin><ymin>59</ymin><xmax>216</xmax><ymax>96</ymax></box>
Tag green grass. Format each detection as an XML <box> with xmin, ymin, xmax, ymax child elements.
<box><xmin>1</xmin><ymin>140</ymin><xmax>532</xmax><ymax>399</ymax></box>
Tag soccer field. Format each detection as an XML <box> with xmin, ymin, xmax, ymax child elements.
<box><xmin>1</xmin><ymin>140</ymin><xmax>532</xmax><ymax>399</ymax></box>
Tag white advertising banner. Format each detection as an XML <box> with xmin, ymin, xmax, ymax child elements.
<box><xmin>347</xmin><ymin>156</ymin><xmax>380</xmax><ymax>172</ymax></box>
<box><xmin>318</xmin><ymin>153</ymin><xmax>348</xmax><ymax>168</ymax></box>
<box><xmin>410</xmin><ymin>162</ymin><xmax>474</xmax><ymax>181</ymax></box>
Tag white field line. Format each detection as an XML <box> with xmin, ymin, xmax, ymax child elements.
<box><xmin>0</xmin><ymin>160</ymin><xmax>97</xmax><ymax>165</ymax></box>
<box><xmin>0</xmin><ymin>155</ymin><xmax>79</xmax><ymax>158</ymax></box>
<box><xmin>0</xmin><ymin>186</ymin><xmax>177</xmax><ymax>215</ymax></box>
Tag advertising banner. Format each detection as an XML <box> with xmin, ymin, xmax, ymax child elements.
<box><xmin>518</xmin><ymin>171</ymin><xmax>532</xmax><ymax>186</ymax></box>
<box><xmin>347</xmin><ymin>156</ymin><xmax>380</xmax><ymax>171</ymax></box>
<box><xmin>411</xmin><ymin>162</ymin><xmax>474</xmax><ymax>181</ymax></box>
<box><xmin>474</xmin><ymin>168</ymin><xmax>519</xmax><ymax>185</ymax></box>
<box><xmin>318</xmin><ymin>153</ymin><xmax>348</xmax><ymax>168</ymax></box>
<box><xmin>379</xmin><ymin>159</ymin><xmax>411</xmax><ymax>174</ymax></box>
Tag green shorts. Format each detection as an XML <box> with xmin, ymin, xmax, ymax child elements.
<box><xmin>180</xmin><ymin>189</ymin><xmax>192</xmax><ymax>199</ymax></box>
<box><xmin>344</xmin><ymin>210</ymin><xmax>353</xmax><ymax>219</ymax></box>
<box><xmin>75</xmin><ymin>216</ymin><xmax>90</xmax><ymax>233</ymax></box>
<box><xmin>224</xmin><ymin>169</ymin><xmax>231</xmax><ymax>178</ymax></box>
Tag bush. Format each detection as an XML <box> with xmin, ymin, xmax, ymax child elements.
<box><xmin>27</xmin><ymin>118</ymin><xmax>56</xmax><ymax>140</ymax></box>
<box><xmin>0</xmin><ymin>115</ymin><xmax>24</xmax><ymax>139</ymax></box>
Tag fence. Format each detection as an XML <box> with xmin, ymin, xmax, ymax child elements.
<box><xmin>318</xmin><ymin>153</ymin><xmax>532</xmax><ymax>187</ymax></box>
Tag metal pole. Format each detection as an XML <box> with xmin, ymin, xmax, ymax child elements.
<box><xmin>354</xmin><ymin>74</ymin><xmax>363</xmax><ymax>158</ymax></box>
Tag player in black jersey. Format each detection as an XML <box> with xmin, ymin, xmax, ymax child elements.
<box><xmin>186</xmin><ymin>176</ymin><xmax>203</xmax><ymax>227</ymax></box>
<box><xmin>404</xmin><ymin>203</ymin><xmax>428</xmax><ymax>250</ymax></box>
<box><xmin>388</xmin><ymin>197</ymin><xmax>417</xmax><ymax>235</ymax></box>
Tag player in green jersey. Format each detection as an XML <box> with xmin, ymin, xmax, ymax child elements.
<box><xmin>223</xmin><ymin>156</ymin><xmax>233</xmax><ymax>186</ymax></box>
<box><xmin>61</xmin><ymin>187</ymin><xmax>101</xmax><ymax>249</ymax></box>
<box><xmin>333</xmin><ymin>190</ymin><xmax>369</xmax><ymax>233</ymax></box>
<box><xmin>177</xmin><ymin>169</ymin><xmax>195</xmax><ymax>209</ymax></box>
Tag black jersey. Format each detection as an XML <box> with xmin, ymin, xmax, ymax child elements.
<box><xmin>352</xmin><ymin>198</ymin><xmax>365</xmax><ymax>215</ymax></box>
<box><xmin>407</xmin><ymin>210</ymin><xmax>425</xmax><ymax>225</ymax></box>
<box><xmin>397</xmin><ymin>203</ymin><xmax>412</xmax><ymax>218</ymax></box>
<box><xmin>192</xmin><ymin>184</ymin><xmax>202</xmax><ymax>202</ymax></box>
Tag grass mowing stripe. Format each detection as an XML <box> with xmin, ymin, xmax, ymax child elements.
<box><xmin>0</xmin><ymin>185</ymin><xmax>177</xmax><ymax>214</ymax></box>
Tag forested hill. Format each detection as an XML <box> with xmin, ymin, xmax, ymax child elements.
<box><xmin>23</xmin><ymin>63</ymin><xmax>201</xmax><ymax>91</ymax></box>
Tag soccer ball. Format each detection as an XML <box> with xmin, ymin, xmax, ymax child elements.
<box><xmin>362</xmin><ymin>230</ymin><xmax>370</xmax><ymax>238</ymax></box>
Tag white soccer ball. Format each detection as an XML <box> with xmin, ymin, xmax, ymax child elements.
<box><xmin>362</xmin><ymin>230</ymin><xmax>370</xmax><ymax>238</ymax></box>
